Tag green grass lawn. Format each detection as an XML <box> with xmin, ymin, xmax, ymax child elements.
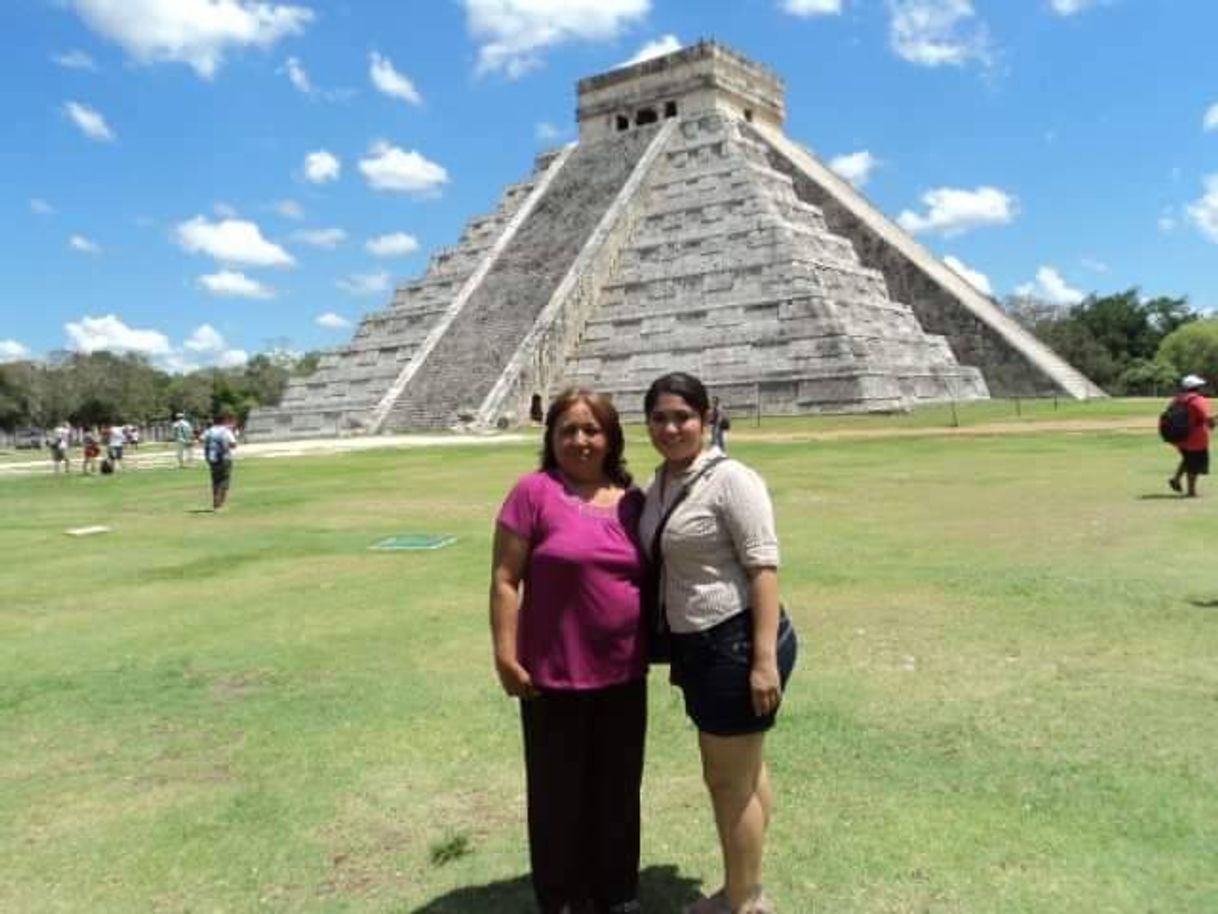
<box><xmin>2</xmin><ymin>423</ymin><xmax>1216</xmax><ymax>913</ymax></box>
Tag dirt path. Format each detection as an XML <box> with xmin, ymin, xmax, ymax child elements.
<box><xmin>0</xmin><ymin>418</ymin><xmax>1154</xmax><ymax>479</ymax></box>
<box><xmin>728</xmin><ymin>417</ymin><xmax>1152</xmax><ymax>443</ymax></box>
<box><xmin>0</xmin><ymin>432</ymin><xmax>529</xmax><ymax>478</ymax></box>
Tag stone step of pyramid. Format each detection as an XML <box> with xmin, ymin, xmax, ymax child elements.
<box><xmin>377</xmin><ymin>127</ymin><xmax>662</xmax><ymax>431</ymax></box>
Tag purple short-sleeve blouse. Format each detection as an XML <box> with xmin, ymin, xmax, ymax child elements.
<box><xmin>497</xmin><ymin>470</ymin><xmax>646</xmax><ymax>690</ymax></box>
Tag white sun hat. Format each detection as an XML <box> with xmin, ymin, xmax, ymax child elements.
<box><xmin>1181</xmin><ymin>374</ymin><xmax>1207</xmax><ymax>390</ymax></box>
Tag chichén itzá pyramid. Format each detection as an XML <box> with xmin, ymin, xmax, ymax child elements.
<box><xmin>247</xmin><ymin>41</ymin><xmax>1102</xmax><ymax>440</ymax></box>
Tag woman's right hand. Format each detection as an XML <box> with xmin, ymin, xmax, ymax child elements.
<box><xmin>495</xmin><ymin>654</ymin><xmax>537</xmax><ymax>699</ymax></box>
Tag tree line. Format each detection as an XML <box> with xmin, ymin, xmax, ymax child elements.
<box><xmin>1005</xmin><ymin>288</ymin><xmax>1217</xmax><ymax>395</ymax></box>
<box><xmin>0</xmin><ymin>350</ymin><xmax>321</xmax><ymax>431</ymax></box>
<box><xmin>3</xmin><ymin>289</ymin><xmax>1216</xmax><ymax>432</ymax></box>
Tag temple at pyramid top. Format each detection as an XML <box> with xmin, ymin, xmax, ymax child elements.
<box><xmin>577</xmin><ymin>41</ymin><xmax>786</xmax><ymax>140</ymax></box>
<box><xmin>247</xmin><ymin>41</ymin><xmax>1102</xmax><ymax>440</ymax></box>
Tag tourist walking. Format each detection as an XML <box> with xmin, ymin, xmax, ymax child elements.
<box><xmin>639</xmin><ymin>372</ymin><xmax>797</xmax><ymax>914</ymax></box>
<box><xmin>82</xmin><ymin>427</ymin><xmax>100</xmax><ymax>475</ymax></box>
<box><xmin>172</xmin><ymin>413</ymin><xmax>195</xmax><ymax>467</ymax></box>
<box><xmin>1167</xmin><ymin>374</ymin><xmax>1215</xmax><ymax>498</ymax></box>
<box><xmin>105</xmin><ymin>423</ymin><xmax>126</xmax><ymax>472</ymax></box>
<box><xmin>709</xmin><ymin>396</ymin><xmax>731</xmax><ymax>452</ymax></box>
<box><xmin>202</xmin><ymin>412</ymin><xmax>239</xmax><ymax>511</ymax></box>
<box><xmin>49</xmin><ymin>422</ymin><xmax>72</xmax><ymax>474</ymax></box>
<box><xmin>489</xmin><ymin>389</ymin><xmax>646</xmax><ymax>914</ymax></box>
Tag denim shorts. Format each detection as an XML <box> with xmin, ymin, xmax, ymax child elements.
<box><xmin>670</xmin><ymin>609</ymin><xmax>797</xmax><ymax>736</ymax></box>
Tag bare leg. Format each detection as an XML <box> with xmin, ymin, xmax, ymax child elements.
<box><xmin>1186</xmin><ymin>471</ymin><xmax>1199</xmax><ymax>497</ymax></box>
<box><xmin>698</xmin><ymin>732</ymin><xmax>769</xmax><ymax>910</ymax></box>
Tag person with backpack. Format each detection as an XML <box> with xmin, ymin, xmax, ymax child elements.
<box><xmin>202</xmin><ymin>412</ymin><xmax>239</xmax><ymax>511</ymax></box>
<box><xmin>1164</xmin><ymin>375</ymin><xmax>1215</xmax><ymax>497</ymax></box>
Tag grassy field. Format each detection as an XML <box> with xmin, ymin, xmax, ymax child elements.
<box><xmin>2</xmin><ymin>414</ymin><xmax>1216</xmax><ymax>913</ymax></box>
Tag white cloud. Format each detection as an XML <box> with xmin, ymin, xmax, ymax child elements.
<box><xmin>284</xmin><ymin>55</ymin><xmax>312</xmax><ymax>94</ymax></box>
<box><xmin>198</xmin><ymin>270</ymin><xmax>275</xmax><ymax>299</ymax></box>
<box><xmin>52</xmin><ymin>50</ymin><xmax>99</xmax><ymax>70</ymax></box>
<box><xmin>1016</xmin><ymin>266</ymin><xmax>1085</xmax><ymax>306</ymax></box>
<box><xmin>781</xmin><ymin>0</ymin><xmax>844</xmax><ymax>16</ymax></box>
<box><xmin>0</xmin><ymin>340</ymin><xmax>31</xmax><ymax>362</ymax></box>
<box><xmin>218</xmin><ymin>348</ymin><xmax>249</xmax><ymax>368</ymax></box>
<box><xmin>66</xmin><ymin>314</ymin><xmax>171</xmax><ymax>357</ymax></box>
<box><xmin>184</xmin><ymin>323</ymin><xmax>226</xmax><ymax>353</ymax></box>
<box><xmin>369</xmin><ymin>51</ymin><xmax>422</xmax><ymax>105</ymax></box>
<box><xmin>69</xmin><ymin>234</ymin><xmax>101</xmax><ymax>254</ymax></box>
<box><xmin>337</xmin><ymin>271</ymin><xmax>391</xmax><ymax>296</ymax></box>
<box><xmin>359</xmin><ymin>142</ymin><xmax>449</xmax><ymax>195</ymax></box>
<box><xmin>304</xmin><ymin>149</ymin><xmax>340</xmax><ymax>183</ymax></box>
<box><xmin>897</xmin><ymin>185</ymin><xmax>1017</xmax><ymax>236</ymax></box>
<box><xmin>943</xmin><ymin>255</ymin><xmax>992</xmax><ymax>296</ymax></box>
<box><xmin>1187</xmin><ymin>175</ymin><xmax>1218</xmax><ymax>245</ymax></box>
<box><xmin>274</xmin><ymin>199</ymin><xmax>305</xmax><ymax>220</ymax></box>
<box><xmin>175</xmin><ymin>215</ymin><xmax>295</xmax><ymax>267</ymax></box>
<box><xmin>182</xmin><ymin>324</ymin><xmax>247</xmax><ymax>367</ymax></box>
<box><xmin>828</xmin><ymin>150</ymin><xmax>878</xmax><ymax>188</ymax></box>
<box><xmin>1204</xmin><ymin>104</ymin><xmax>1218</xmax><ymax>133</ymax></box>
<box><xmin>888</xmin><ymin>0</ymin><xmax>992</xmax><ymax>68</ymax></box>
<box><xmin>366</xmin><ymin>232</ymin><xmax>420</xmax><ymax>257</ymax></box>
<box><xmin>70</xmin><ymin>0</ymin><xmax>314</xmax><ymax>79</ymax></box>
<box><xmin>316</xmin><ymin>312</ymin><xmax>352</xmax><ymax>329</ymax></box>
<box><xmin>621</xmin><ymin>35</ymin><xmax>681</xmax><ymax>67</ymax></box>
<box><xmin>1048</xmin><ymin>0</ymin><xmax>1099</xmax><ymax>14</ymax></box>
<box><xmin>293</xmin><ymin>228</ymin><xmax>347</xmax><ymax>248</ymax></box>
<box><xmin>31</xmin><ymin>198</ymin><xmax>55</xmax><ymax>216</ymax></box>
<box><xmin>536</xmin><ymin>121</ymin><xmax>563</xmax><ymax>142</ymax></box>
<box><xmin>1080</xmin><ymin>257</ymin><xmax>1108</xmax><ymax>273</ymax></box>
<box><xmin>64</xmin><ymin>100</ymin><xmax>115</xmax><ymax>142</ymax></box>
<box><xmin>464</xmin><ymin>0</ymin><xmax>650</xmax><ymax>78</ymax></box>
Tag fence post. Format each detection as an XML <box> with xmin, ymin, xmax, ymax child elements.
<box><xmin>755</xmin><ymin>383</ymin><xmax>761</xmax><ymax>428</ymax></box>
<box><xmin>1015</xmin><ymin>397</ymin><xmax>1022</xmax><ymax>418</ymax></box>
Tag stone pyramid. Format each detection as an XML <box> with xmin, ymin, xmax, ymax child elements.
<box><xmin>247</xmin><ymin>42</ymin><xmax>1101</xmax><ymax>439</ymax></box>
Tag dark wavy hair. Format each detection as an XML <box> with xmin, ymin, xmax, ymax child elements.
<box><xmin>643</xmin><ymin>371</ymin><xmax>711</xmax><ymax>419</ymax></box>
<box><xmin>541</xmin><ymin>388</ymin><xmax>632</xmax><ymax>487</ymax></box>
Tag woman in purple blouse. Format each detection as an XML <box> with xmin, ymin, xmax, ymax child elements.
<box><xmin>490</xmin><ymin>388</ymin><xmax>646</xmax><ymax>914</ymax></box>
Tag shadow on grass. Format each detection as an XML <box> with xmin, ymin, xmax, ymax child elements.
<box><xmin>406</xmin><ymin>864</ymin><xmax>702</xmax><ymax>913</ymax></box>
<box><xmin>1186</xmin><ymin>598</ymin><xmax>1218</xmax><ymax>608</ymax></box>
<box><xmin>1136</xmin><ymin>493</ymin><xmax>1187</xmax><ymax>500</ymax></box>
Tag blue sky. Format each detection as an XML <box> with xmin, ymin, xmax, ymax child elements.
<box><xmin>3</xmin><ymin>0</ymin><xmax>1216</xmax><ymax>370</ymax></box>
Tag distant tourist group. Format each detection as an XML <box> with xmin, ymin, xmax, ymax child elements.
<box><xmin>36</xmin><ymin>410</ymin><xmax>242</xmax><ymax>511</ymax></box>
<box><xmin>47</xmin><ymin>421</ymin><xmax>142</xmax><ymax>476</ymax></box>
<box><xmin>491</xmin><ymin>372</ymin><xmax>797</xmax><ymax>914</ymax></box>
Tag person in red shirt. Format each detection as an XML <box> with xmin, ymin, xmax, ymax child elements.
<box><xmin>1169</xmin><ymin>374</ymin><xmax>1215</xmax><ymax>497</ymax></box>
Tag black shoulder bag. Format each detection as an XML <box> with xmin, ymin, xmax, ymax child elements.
<box><xmin>644</xmin><ymin>457</ymin><xmax>726</xmax><ymax>664</ymax></box>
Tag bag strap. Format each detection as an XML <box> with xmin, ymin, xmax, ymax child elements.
<box><xmin>649</xmin><ymin>455</ymin><xmax>727</xmax><ymax>597</ymax></box>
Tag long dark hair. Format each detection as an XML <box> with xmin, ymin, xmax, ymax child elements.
<box><xmin>541</xmin><ymin>388</ymin><xmax>632</xmax><ymax>488</ymax></box>
<box><xmin>643</xmin><ymin>372</ymin><xmax>711</xmax><ymax>419</ymax></box>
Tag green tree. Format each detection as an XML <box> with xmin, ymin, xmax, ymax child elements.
<box><xmin>1157</xmin><ymin>319</ymin><xmax>1218</xmax><ymax>386</ymax></box>
<box><xmin>1009</xmin><ymin>288</ymin><xmax>1198</xmax><ymax>393</ymax></box>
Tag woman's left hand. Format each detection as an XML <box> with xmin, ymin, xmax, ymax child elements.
<box><xmin>750</xmin><ymin>659</ymin><xmax>782</xmax><ymax>717</ymax></box>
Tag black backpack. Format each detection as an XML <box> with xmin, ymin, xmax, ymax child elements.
<box><xmin>1159</xmin><ymin>398</ymin><xmax>1193</xmax><ymax>443</ymax></box>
